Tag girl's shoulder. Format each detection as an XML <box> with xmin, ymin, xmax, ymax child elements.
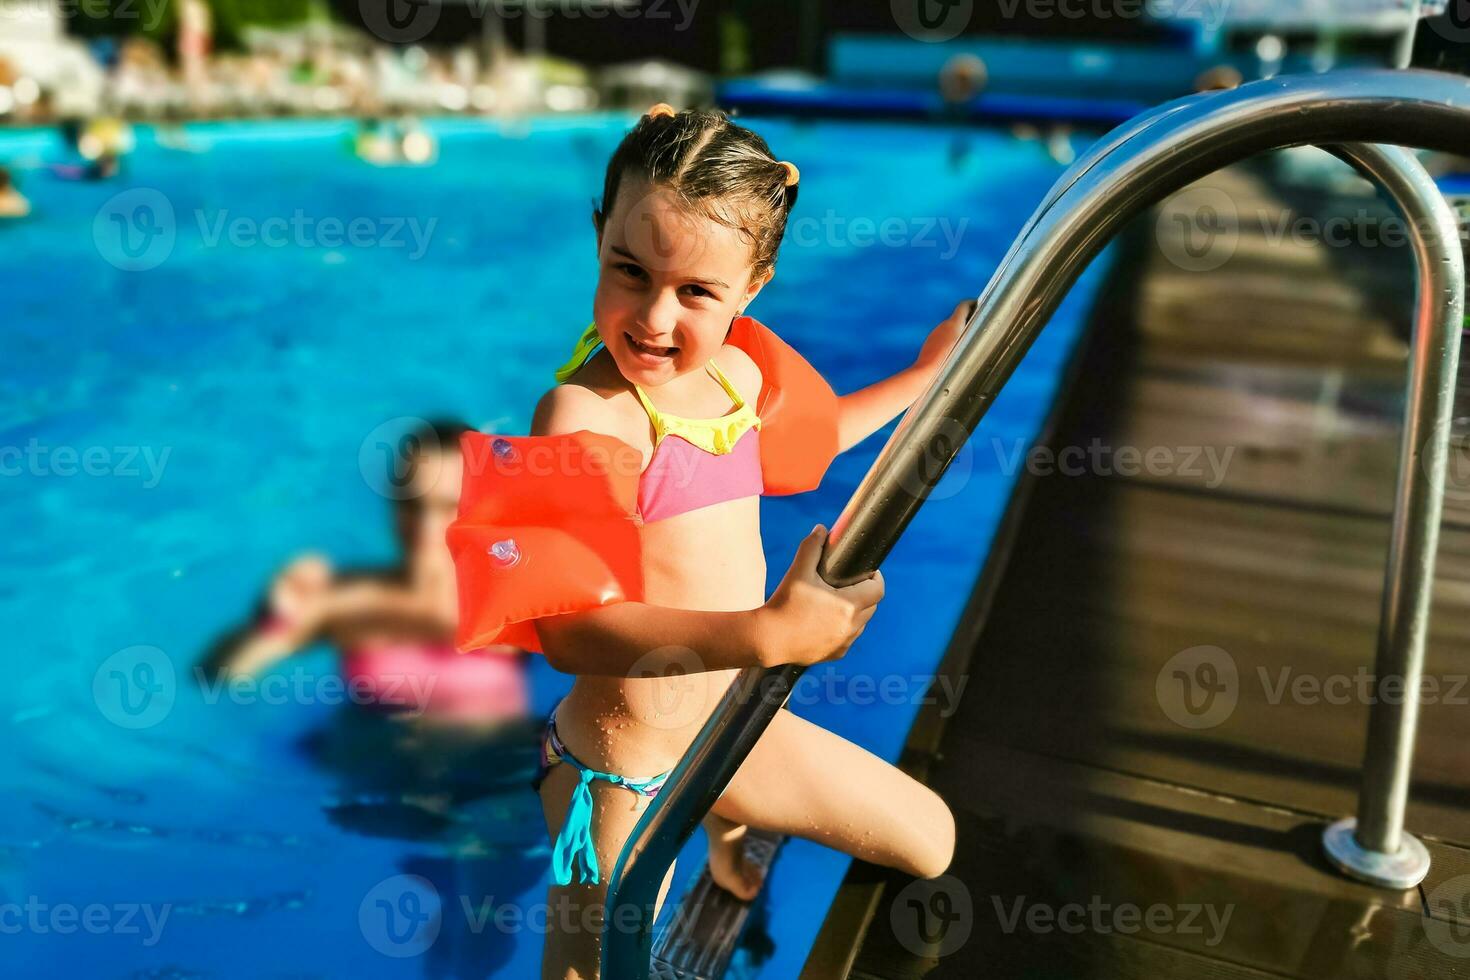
<box><xmin>715</xmin><ymin>344</ymin><xmax>763</xmax><ymax>401</ymax></box>
<box><xmin>530</xmin><ymin>351</ymin><xmax>644</xmax><ymax>445</ymax></box>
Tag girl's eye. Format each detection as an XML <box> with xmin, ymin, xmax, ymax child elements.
<box><xmin>684</xmin><ymin>284</ymin><xmax>710</xmax><ymax>298</ymax></box>
<box><xmin>616</xmin><ymin>262</ymin><xmax>645</xmax><ymax>280</ymax></box>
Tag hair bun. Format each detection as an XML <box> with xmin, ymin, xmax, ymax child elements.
<box><xmin>645</xmin><ymin>103</ymin><xmax>677</xmax><ymax>120</ymax></box>
<box><xmin>778</xmin><ymin>160</ymin><xmax>799</xmax><ymax>187</ymax></box>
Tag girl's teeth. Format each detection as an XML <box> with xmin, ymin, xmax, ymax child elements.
<box><xmin>631</xmin><ymin>335</ymin><xmax>675</xmax><ymax>356</ymax></box>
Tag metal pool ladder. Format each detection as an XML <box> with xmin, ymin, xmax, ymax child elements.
<box><xmin>604</xmin><ymin>67</ymin><xmax>1470</xmax><ymax>978</ymax></box>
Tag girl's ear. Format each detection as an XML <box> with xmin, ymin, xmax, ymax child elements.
<box><xmin>740</xmin><ymin>268</ymin><xmax>773</xmax><ymax>312</ymax></box>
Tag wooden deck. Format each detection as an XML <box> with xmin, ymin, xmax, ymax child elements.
<box><xmin>806</xmin><ymin>154</ymin><xmax>1470</xmax><ymax>979</ymax></box>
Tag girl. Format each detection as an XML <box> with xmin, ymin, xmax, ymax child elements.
<box><xmin>450</xmin><ymin>104</ymin><xmax>969</xmax><ymax>979</ymax></box>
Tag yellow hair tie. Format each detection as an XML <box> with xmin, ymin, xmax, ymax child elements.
<box><xmin>645</xmin><ymin>103</ymin><xmax>676</xmax><ymax>120</ymax></box>
<box><xmin>778</xmin><ymin>160</ymin><xmax>799</xmax><ymax>187</ymax></box>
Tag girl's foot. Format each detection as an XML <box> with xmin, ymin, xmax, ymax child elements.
<box><xmin>703</xmin><ymin>813</ymin><xmax>765</xmax><ymax>901</ymax></box>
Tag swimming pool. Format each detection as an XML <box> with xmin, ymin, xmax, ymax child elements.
<box><xmin>0</xmin><ymin>114</ymin><xmax>1110</xmax><ymax>977</ymax></box>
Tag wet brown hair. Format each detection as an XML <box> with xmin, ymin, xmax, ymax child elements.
<box><xmin>593</xmin><ymin>106</ymin><xmax>800</xmax><ymax>282</ymax></box>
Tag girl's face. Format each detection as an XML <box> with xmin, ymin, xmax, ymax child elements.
<box><xmin>593</xmin><ymin>177</ymin><xmax>770</xmax><ymax>388</ymax></box>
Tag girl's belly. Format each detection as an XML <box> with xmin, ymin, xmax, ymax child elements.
<box><xmin>556</xmin><ymin>496</ymin><xmax>766</xmax><ymax>775</ymax></box>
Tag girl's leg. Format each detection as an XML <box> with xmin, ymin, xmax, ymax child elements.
<box><xmin>710</xmin><ymin>708</ymin><xmax>955</xmax><ymax>880</ymax></box>
<box><xmin>536</xmin><ymin>762</ymin><xmax>677</xmax><ymax>980</ymax></box>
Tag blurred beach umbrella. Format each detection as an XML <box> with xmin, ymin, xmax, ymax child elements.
<box><xmin>0</xmin><ymin>0</ymin><xmax>106</xmax><ymax>116</ymax></box>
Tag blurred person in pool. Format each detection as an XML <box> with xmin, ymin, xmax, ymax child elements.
<box><xmin>0</xmin><ymin>166</ymin><xmax>29</xmax><ymax>218</ymax></box>
<box><xmin>201</xmin><ymin>419</ymin><xmax>530</xmax><ymax>727</ymax></box>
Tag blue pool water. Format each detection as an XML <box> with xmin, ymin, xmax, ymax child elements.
<box><xmin>1</xmin><ymin>114</ymin><xmax>1110</xmax><ymax>977</ymax></box>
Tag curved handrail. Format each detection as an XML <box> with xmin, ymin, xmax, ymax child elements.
<box><xmin>604</xmin><ymin>68</ymin><xmax>1470</xmax><ymax>976</ymax></box>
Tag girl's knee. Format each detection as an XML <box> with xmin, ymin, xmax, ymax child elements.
<box><xmin>904</xmin><ymin>790</ymin><xmax>956</xmax><ymax>880</ymax></box>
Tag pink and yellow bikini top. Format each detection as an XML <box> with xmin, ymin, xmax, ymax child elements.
<box><xmin>448</xmin><ymin>315</ymin><xmax>841</xmax><ymax>655</ymax></box>
<box><xmin>629</xmin><ymin>358</ymin><xmax>764</xmax><ymax>523</ymax></box>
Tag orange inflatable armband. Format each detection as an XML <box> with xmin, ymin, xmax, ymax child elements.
<box><xmin>726</xmin><ymin>315</ymin><xmax>841</xmax><ymax>495</ymax></box>
<box><xmin>447</xmin><ymin>430</ymin><xmax>645</xmax><ymax>654</ymax></box>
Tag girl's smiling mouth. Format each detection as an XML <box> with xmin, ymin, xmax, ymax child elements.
<box><xmin>626</xmin><ymin>332</ymin><xmax>679</xmax><ymax>361</ymax></box>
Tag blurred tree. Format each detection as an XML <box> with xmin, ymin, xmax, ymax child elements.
<box><xmin>66</xmin><ymin>0</ymin><xmax>314</xmax><ymax>52</ymax></box>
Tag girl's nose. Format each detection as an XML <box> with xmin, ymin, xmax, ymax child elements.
<box><xmin>637</xmin><ymin>290</ymin><xmax>681</xmax><ymax>343</ymax></box>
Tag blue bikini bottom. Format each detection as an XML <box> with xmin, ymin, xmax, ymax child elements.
<box><xmin>532</xmin><ymin>702</ymin><xmax>672</xmax><ymax>886</ymax></box>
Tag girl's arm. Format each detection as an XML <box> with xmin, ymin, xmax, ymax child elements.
<box><xmin>835</xmin><ymin>300</ymin><xmax>973</xmax><ymax>453</ymax></box>
<box><xmin>527</xmin><ymin>388</ymin><xmax>885</xmax><ymax>676</ymax></box>
<box><xmin>534</xmin><ymin>526</ymin><xmax>883</xmax><ymax>677</ymax></box>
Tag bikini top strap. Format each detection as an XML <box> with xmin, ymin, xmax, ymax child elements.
<box><xmin>630</xmin><ymin>383</ymin><xmax>666</xmax><ymax>439</ymax></box>
<box><xmin>631</xmin><ymin>359</ymin><xmax>739</xmax><ymax>431</ymax></box>
<box><xmin>704</xmin><ymin>358</ymin><xmax>746</xmax><ymax>406</ymax></box>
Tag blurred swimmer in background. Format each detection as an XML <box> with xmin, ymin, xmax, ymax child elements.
<box><xmin>0</xmin><ymin>165</ymin><xmax>29</xmax><ymax>217</ymax></box>
<box><xmin>201</xmin><ymin>418</ymin><xmax>529</xmax><ymax>728</ymax></box>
